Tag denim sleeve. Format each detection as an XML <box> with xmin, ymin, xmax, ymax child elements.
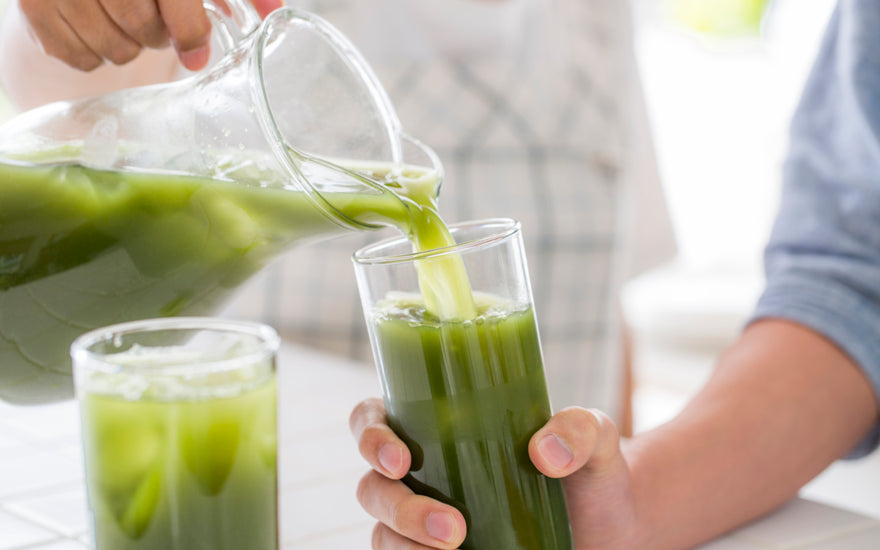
<box><xmin>751</xmin><ymin>0</ymin><xmax>880</xmax><ymax>457</ymax></box>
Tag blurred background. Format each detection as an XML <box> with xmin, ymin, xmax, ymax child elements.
<box><xmin>625</xmin><ymin>0</ymin><xmax>880</xmax><ymax>519</ymax></box>
<box><xmin>625</xmin><ymin>0</ymin><xmax>834</xmax><ymax>432</ymax></box>
<box><xmin>0</xmin><ymin>0</ymin><xmax>878</xmax><ymax>523</ymax></box>
<box><xmin>0</xmin><ymin>0</ymin><xmax>836</xmax><ymax>429</ymax></box>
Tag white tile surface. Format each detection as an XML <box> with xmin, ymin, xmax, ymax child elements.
<box><xmin>0</xmin><ymin>431</ymin><xmax>24</xmax><ymax>453</ymax></box>
<box><xmin>0</xmin><ymin>510</ymin><xmax>55</xmax><ymax>550</ymax></box>
<box><xmin>725</xmin><ymin>499</ymin><xmax>877</xmax><ymax>549</ymax></box>
<box><xmin>23</xmin><ymin>541</ymin><xmax>88</xmax><ymax>550</ymax></box>
<box><xmin>0</xmin><ymin>342</ymin><xmax>876</xmax><ymax>550</ymax></box>
<box><xmin>0</xmin><ymin>400</ymin><xmax>80</xmax><ymax>446</ymax></box>
<box><xmin>797</xmin><ymin>524</ymin><xmax>880</xmax><ymax>549</ymax></box>
<box><xmin>281</xmin><ymin>476</ymin><xmax>373</xmax><ymax>546</ymax></box>
<box><xmin>277</xmin><ymin>346</ymin><xmax>379</xmax><ymax>440</ymax></box>
<box><xmin>277</xmin><ymin>346</ymin><xmax>378</xmax><ymax>548</ymax></box>
<box><xmin>697</xmin><ymin>537</ymin><xmax>766</xmax><ymax>550</ymax></box>
<box><xmin>281</xmin><ymin>431</ymin><xmax>365</xmax><ymax>488</ymax></box>
<box><xmin>298</xmin><ymin>525</ymin><xmax>375</xmax><ymax>550</ymax></box>
<box><xmin>5</xmin><ymin>486</ymin><xmax>89</xmax><ymax>537</ymax></box>
<box><xmin>802</xmin><ymin>451</ymin><xmax>880</xmax><ymax>519</ymax></box>
<box><xmin>0</xmin><ymin>448</ymin><xmax>83</xmax><ymax>499</ymax></box>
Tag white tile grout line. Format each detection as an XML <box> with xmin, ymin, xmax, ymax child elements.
<box><xmin>0</xmin><ymin>481</ymin><xmax>85</xmax><ymax>506</ymax></box>
<box><xmin>730</xmin><ymin>517</ymin><xmax>880</xmax><ymax>549</ymax></box>
<box><xmin>4</xmin><ymin>537</ymin><xmax>86</xmax><ymax>550</ymax></box>
<box><xmin>0</xmin><ymin>481</ymin><xmax>87</xmax><ymax>538</ymax></box>
<box><xmin>1</xmin><ymin>500</ymin><xmax>88</xmax><ymax>541</ymax></box>
<box><xmin>0</xmin><ymin>507</ymin><xmax>84</xmax><ymax>545</ymax></box>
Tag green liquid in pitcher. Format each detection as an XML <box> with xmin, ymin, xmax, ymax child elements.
<box><xmin>371</xmin><ymin>294</ymin><xmax>573</xmax><ymax>550</ymax></box>
<box><xmin>80</xmin><ymin>367</ymin><xmax>277</xmax><ymax>550</ymax></box>
<box><xmin>0</xmin><ymin>157</ymin><xmax>471</xmax><ymax>403</ymax></box>
<box><xmin>2</xmin><ymin>149</ymin><xmax>570</xmax><ymax>548</ymax></box>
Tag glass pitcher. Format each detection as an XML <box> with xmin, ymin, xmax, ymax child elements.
<box><xmin>0</xmin><ymin>0</ymin><xmax>441</xmax><ymax>404</ymax></box>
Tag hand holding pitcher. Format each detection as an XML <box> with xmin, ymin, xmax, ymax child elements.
<box><xmin>13</xmin><ymin>0</ymin><xmax>282</xmax><ymax>71</ymax></box>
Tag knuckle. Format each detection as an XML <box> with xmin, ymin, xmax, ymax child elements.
<box><xmin>583</xmin><ymin>407</ymin><xmax>605</xmax><ymax>432</ymax></box>
<box><xmin>359</xmin><ymin>423</ymin><xmax>387</xmax><ymax>455</ymax></box>
<box><xmin>549</xmin><ymin>407</ymin><xmax>608</xmax><ymax>463</ymax></box>
<box><xmin>117</xmin><ymin>6</ymin><xmax>168</xmax><ymax>47</ymax></box>
<box><xmin>586</xmin><ymin>408</ymin><xmax>622</xmax><ymax>463</ymax></box>
<box><xmin>587</xmin><ymin>408</ymin><xmax>619</xmax><ymax>437</ymax></box>
<box><xmin>349</xmin><ymin>399</ymin><xmax>373</xmax><ymax>431</ymax></box>
<box><xmin>355</xmin><ymin>470</ymin><xmax>376</xmax><ymax>509</ymax></box>
<box><xmin>395</xmin><ymin>493</ymin><xmax>432</xmax><ymax>536</ymax></box>
<box><xmin>172</xmin><ymin>16</ymin><xmax>212</xmax><ymax>51</ymax></box>
<box><xmin>106</xmin><ymin>43</ymin><xmax>142</xmax><ymax>65</ymax></box>
<box><xmin>355</xmin><ymin>470</ymin><xmax>388</xmax><ymax>522</ymax></box>
<box><xmin>557</xmin><ymin>405</ymin><xmax>601</xmax><ymax>434</ymax></box>
<box><xmin>350</xmin><ymin>398</ymin><xmax>385</xmax><ymax>435</ymax></box>
<box><xmin>387</xmin><ymin>494</ymin><xmax>408</xmax><ymax>533</ymax></box>
<box><xmin>115</xmin><ymin>3</ymin><xmax>154</xmax><ymax>31</ymax></box>
<box><xmin>77</xmin><ymin>57</ymin><xmax>104</xmax><ymax>71</ymax></box>
<box><xmin>371</xmin><ymin>523</ymin><xmax>383</xmax><ymax>549</ymax></box>
<box><xmin>62</xmin><ymin>50</ymin><xmax>103</xmax><ymax>71</ymax></box>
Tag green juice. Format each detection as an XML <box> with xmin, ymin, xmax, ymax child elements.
<box><xmin>80</xmin><ymin>369</ymin><xmax>277</xmax><ymax>550</ymax></box>
<box><xmin>0</xmin><ymin>158</ymin><xmax>470</xmax><ymax>403</ymax></box>
<box><xmin>371</xmin><ymin>296</ymin><xmax>573</xmax><ymax>550</ymax></box>
<box><xmin>4</xmin><ymin>148</ymin><xmax>569</xmax><ymax>547</ymax></box>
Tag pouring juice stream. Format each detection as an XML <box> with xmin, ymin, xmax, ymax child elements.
<box><xmin>0</xmin><ymin>153</ymin><xmax>475</xmax><ymax>404</ymax></box>
<box><xmin>0</xmin><ymin>1</ymin><xmax>484</xmax><ymax>403</ymax></box>
<box><xmin>5</xmin><ymin>152</ymin><xmax>572</xmax><ymax>549</ymax></box>
<box><xmin>0</xmin><ymin>145</ymin><xmax>472</xmax><ymax>550</ymax></box>
<box><xmin>0</xmin><ymin>3</ymin><xmax>570</xmax><ymax>548</ymax></box>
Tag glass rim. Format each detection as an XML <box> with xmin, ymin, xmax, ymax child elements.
<box><xmin>352</xmin><ymin>217</ymin><xmax>521</xmax><ymax>266</ymax></box>
<box><xmin>70</xmin><ymin>316</ymin><xmax>280</xmax><ymax>376</ymax></box>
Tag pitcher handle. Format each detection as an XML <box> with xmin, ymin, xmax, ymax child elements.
<box><xmin>203</xmin><ymin>0</ymin><xmax>262</xmax><ymax>52</ymax></box>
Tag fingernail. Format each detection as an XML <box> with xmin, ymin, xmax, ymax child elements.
<box><xmin>537</xmin><ymin>434</ymin><xmax>573</xmax><ymax>469</ymax></box>
<box><xmin>378</xmin><ymin>443</ymin><xmax>402</xmax><ymax>475</ymax></box>
<box><xmin>426</xmin><ymin>512</ymin><xmax>457</xmax><ymax>543</ymax></box>
<box><xmin>180</xmin><ymin>45</ymin><xmax>209</xmax><ymax>70</ymax></box>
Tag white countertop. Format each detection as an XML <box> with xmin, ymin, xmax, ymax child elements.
<box><xmin>0</xmin><ymin>342</ymin><xmax>877</xmax><ymax>549</ymax></box>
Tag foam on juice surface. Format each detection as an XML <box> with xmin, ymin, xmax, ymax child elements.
<box><xmin>84</xmin><ymin>343</ymin><xmax>274</xmax><ymax>402</ymax></box>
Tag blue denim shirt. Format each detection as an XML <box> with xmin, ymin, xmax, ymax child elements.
<box><xmin>751</xmin><ymin>0</ymin><xmax>880</xmax><ymax>457</ymax></box>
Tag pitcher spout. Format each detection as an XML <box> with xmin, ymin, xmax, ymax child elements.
<box><xmin>0</xmin><ymin>5</ymin><xmax>441</xmax><ymax>404</ymax></box>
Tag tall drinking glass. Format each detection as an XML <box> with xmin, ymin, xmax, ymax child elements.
<box><xmin>353</xmin><ymin>218</ymin><xmax>574</xmax><ymax>549</ymax></box>
<box><xmin>70</xmin><ymin>317</ymin><xmax>280</xmax><ymax>550</ymax></box>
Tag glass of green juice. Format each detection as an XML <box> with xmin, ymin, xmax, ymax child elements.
<box><xmin>70</xmin><ymin>317</ymin><xmax>280</xmax><ymax>550</ymax></box>
<box><xmin>352</xmin><ymin>218</ymin><xmax>574</xmax><ymax>550</ymax></box>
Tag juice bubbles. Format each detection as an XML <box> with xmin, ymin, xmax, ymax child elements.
<box><xmin>374</xmin><ymin>299</ymin><xmax>572</xmax><ymax>549</ymax></box>
<box><xmin>354</xmin><ymin>220</ymin><xmax>574</xmax><ymax>550</ymax></box>
<box><xmin>72</xmin><ymin>318</ymin><xmax>280</xmax><ymax>550</ymax></box>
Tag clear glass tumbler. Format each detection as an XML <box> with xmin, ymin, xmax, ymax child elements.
<box><xmin>70</xmin><ymin>317</ymin><xmax>280</xmax><ymax>550</ymax></box>
<box><xmin>353</xmin><ymin>218</ymin><xmax>574</xmax><ymax>550</ymax></box>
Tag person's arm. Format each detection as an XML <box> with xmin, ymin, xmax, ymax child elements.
<box><xmin>629</xmin><ymin>5</ymin><xmax>880</xmax><ymax>541</ymax></box>
<box><xmin>0</xmin><ymin>0</ymin><xmax>281</xmax><ymax>111</ymax></box>
<box><xmin>624</xmin><ymin>319</ymin><xmax>877</xmax><ymax>547</ymax></box>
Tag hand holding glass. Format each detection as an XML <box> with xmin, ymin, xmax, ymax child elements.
<box><xmin>353</xmin><ymin>218</ymin><xmax>574</xmax><ymax>549</ymax></box>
